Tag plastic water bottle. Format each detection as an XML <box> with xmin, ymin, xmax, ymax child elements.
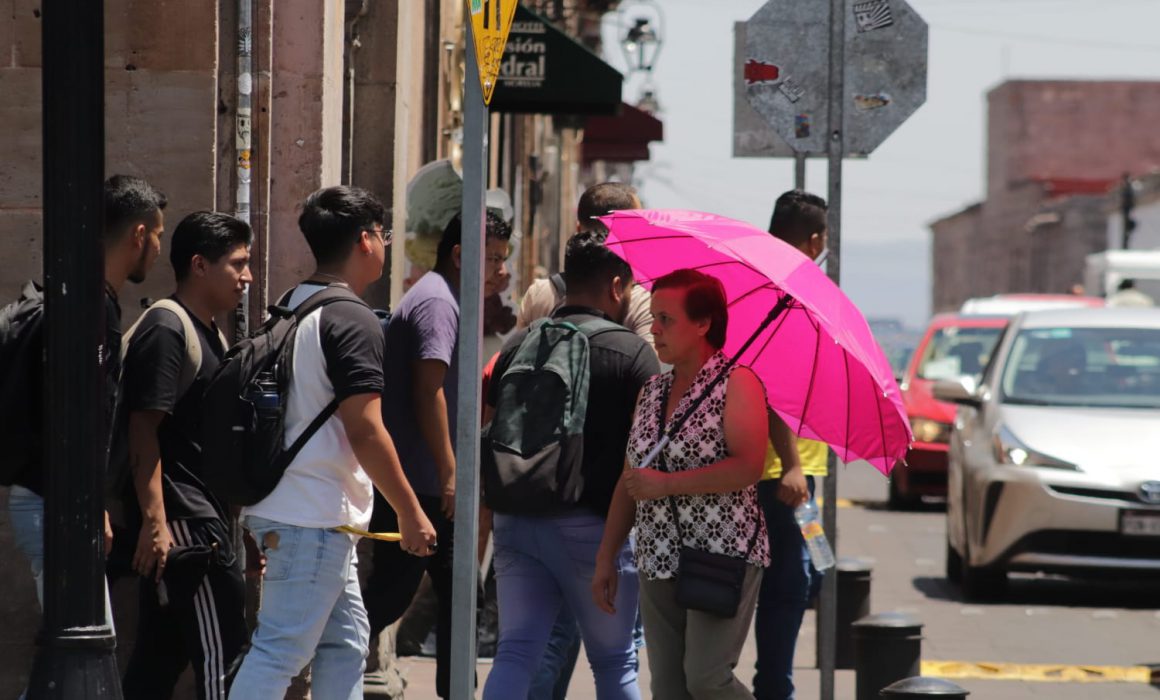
<box><xmin>795</xmin><ymin>500</ymin><xmax>836</xmax><ymax>571</ymax></box>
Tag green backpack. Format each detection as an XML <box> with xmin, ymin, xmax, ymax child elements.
<box><xmin>482</xmin><ymin>316</ymin><xmax>621</xmax><ymax>514</ymax></box>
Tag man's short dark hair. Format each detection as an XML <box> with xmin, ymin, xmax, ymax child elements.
<box><xmin>104</xmin><ymin>174</ymin><xmax>167</xmax><ymax>244</ymax></box>
<box><xmin>436</xmin><ymin>210</ymin><xmax>513</xmax><ymax>268</ymax></box>
<box><xmin>298</xmin><ymin>186</ymin><xmax>386</xmax><ymax>267</ymax></box>
<box><xmin>769</xmin><ymin>189</ymin><xmax>828</xmax><ymax>248</ymax></box>
<box><xmin>563</xmin><ymin>231</ymin><xmax>633</xmax><ymax>296</ymax></box>
<box><xmin>170</xmin><ymin>212</ymin><xmax>253</xmax><ymax>282</ymax></box>
<box><xmin>577</xmin><ymin>183</ymin><xmax>639</xmax><ymax>234</ymax></box>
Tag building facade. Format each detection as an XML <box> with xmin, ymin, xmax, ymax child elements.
<box><xmin>930</xmin><ymin>80</ymin><xmax>1160</xmax><ymax>312</ymax></box>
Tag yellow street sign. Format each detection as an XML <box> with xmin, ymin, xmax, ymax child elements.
<box><xmin>467</xmin><ymin>0</ymin><xmax>517</xmax><ymax>104</ymax></box>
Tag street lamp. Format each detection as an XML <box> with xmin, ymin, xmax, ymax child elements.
<box><xmin>618</xmin><ymin>1</ymin><xmax>663</xmax><ymax>73</ymax></box>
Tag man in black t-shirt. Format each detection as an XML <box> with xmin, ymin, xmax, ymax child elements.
<box><xmin>481</xmin><ymin>232</ymin><xmax>660</xmax><ymax>698</ymax></box>
<box><xmin>120</xmin><ymin>212</ymin><xmax>253</xmax><ymax>700</ymax></box>
<box><xmin>7</xmin><ymin>175</ymin><xmax>167</xmax><ymax>700</ymax></box>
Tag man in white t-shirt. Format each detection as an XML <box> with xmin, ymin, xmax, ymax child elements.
<box><xmin>229</xmin><ymin>187</ymin><xmax>437</xmax><ymax>700</ymax></box>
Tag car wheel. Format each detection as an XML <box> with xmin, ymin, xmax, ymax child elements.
<box><xmin>945</xmin><ymin>538</ymin><xmax>963</xmax><ymax>584</ymax></box>
<box><xmin>960</xmin><ymin>547</ymin><xmax>1007</xmax><ymax>601</ymax></box>
<box><xmin>888</xmin><ymin>473</ymin><xmax>918</xmax><ymax>511</ymax></box>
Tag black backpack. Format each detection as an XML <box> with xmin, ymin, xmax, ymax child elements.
<box><xmin>481</xmin><ymin>317</ymin><xmax>621</xmax><ymax>514</ymax></box>
<box><xmin>200</xmin><ymin>285</ymin><xmax>367</xmax><ymax>506</ymax></box>
<box><xmin>0</xmin><ymin>281</ymin><xmax>44</xmax><ymax>486</ymax></box>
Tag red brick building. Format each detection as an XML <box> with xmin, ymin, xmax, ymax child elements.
<box><xmin>930</xmin><ymin>80</ymin><xmax>1160</xmax><ymax>312</ymax></box>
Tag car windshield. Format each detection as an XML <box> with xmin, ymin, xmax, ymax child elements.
<box><xmin>1001</xmin><ymin>327</ymin><xmax>1160</xmax><ymax>409</ymax></box>
<box><xmin>916</xmin><ymin>326</ymin><xmax>1004</xmax><ymax>380</ymax></box>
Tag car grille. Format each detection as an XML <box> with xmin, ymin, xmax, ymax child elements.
<box><xmin>1047</xmin><ymin>485</ymin><xmax>1153</xmax><ymax>505</ymax></box>
<box><xmin>1011</xmin><ymin>530</ymin><xmax>1160</xmax><ymax>561</ymax></box>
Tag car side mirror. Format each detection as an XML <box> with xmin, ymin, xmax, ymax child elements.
<box><xmin>932</xmin><ymin>376</ymin><xmax>982</xmax><ymax>408</ymax></box>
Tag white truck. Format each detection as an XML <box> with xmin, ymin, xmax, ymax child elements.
<box><xmin>1084</xmin><ymin>249</ymin><xmax>1160</xmax><ymax>301</ymax></box>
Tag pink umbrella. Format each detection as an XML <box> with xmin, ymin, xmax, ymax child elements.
<box><xmin>601</xmin><ymin>209</ymin><xmax>911</xmax><ymax>475</ymax></box>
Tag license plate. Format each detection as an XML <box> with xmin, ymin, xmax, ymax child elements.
<box><xmin>1120</xmin><ymin>510</ymin><xmax>1160</xmax><ymax>537</ymax></box>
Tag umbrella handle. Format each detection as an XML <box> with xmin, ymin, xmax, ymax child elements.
<box><xmin>638</xmin><ymin>435</ymin><xmax>671</xmax><ymax>470</ymax></box>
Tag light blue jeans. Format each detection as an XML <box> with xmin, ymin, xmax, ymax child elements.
<box><xmin>483</xmin><ymin>510</ymin><xmax>641</xmax><ymax>700</ymax></box>
<box><xmin>229</xmin><ymin>516</ymin><xmax>370</xmax><ymax>700</ymax></box>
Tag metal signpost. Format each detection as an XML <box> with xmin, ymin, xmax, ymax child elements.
<box><xmin>452</xmin><ymin>1</ymin><xmax>516</xmax><ymax>698</ymax></box>
<box><xmin>740</xmin><ymin>1</ymin><xmax>928</xmax><ymax>698</ymax></box>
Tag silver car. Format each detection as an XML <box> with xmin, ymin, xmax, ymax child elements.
<box><xmin>935</xmin><ymin>308</ymin><xmax>1160</xmax><ymax>600</ymax></box>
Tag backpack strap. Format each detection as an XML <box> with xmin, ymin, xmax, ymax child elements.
<box><xmin>270</xmin><ymin>284</ymin><xmax>369</xmax><ymax>473</ymax></box>
<box><xmin>549</xmin><ymin>273</ymin><xmax>566</xmax><ymax>301</ymax></box>
<box><xmin>122</xmin><ymin>299</ymin><xmax>203</xmax><ymax>399</ymax></box>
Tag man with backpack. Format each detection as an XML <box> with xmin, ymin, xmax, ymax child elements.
<box><xmin>481</xmin><ymin>232</ymin><xmax>660</xmax><ymax>700</ymax></box>
<box><xmin>4</xmin><ymin>174</ymin><xmax>167</xmax><ymax>608</ymax></box>
<box><xmin>118</xmin><ymin>211</ymin><xmax>253</xmax><ymax>699</ymax></box>
<box><xmin>515</xmin><ymin>182</ymin><xmax>651</xmax><ymax>700</ymax></box>
<box><xmin>366</xmin><ymin>210</ymin><xmax>513</xmax><ymax>699</ymax></box>
<box><xmin>228</xmin><ymin>186</ymin><xmax>437</xmax><ymax>700</ymax></box>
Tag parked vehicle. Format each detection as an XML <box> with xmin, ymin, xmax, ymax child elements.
<box><xmin>937</xmin><ymin>308</ymin><xmax>1160</xmax><ymax>600</ymax></box>
<box><xmin>960</xmin><ymin>293</ymin><xmax>1104</xmax><ymax>317</ymax></box>
<box><xmin>890</xmin><ymin>314</ymin><xmax>1008</xmax><ymax>508</ymax></box>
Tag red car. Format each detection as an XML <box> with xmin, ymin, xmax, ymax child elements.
<box><xmin>889</xmin><ymin>314</ymin><xmax>1008</xmax><ymax>508</ymax></box>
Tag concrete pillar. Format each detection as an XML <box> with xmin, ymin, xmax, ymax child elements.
<box><xmin>266</xmin><ymin>0</ymin><xmax>347</xmax><ymax>300</ymax></box>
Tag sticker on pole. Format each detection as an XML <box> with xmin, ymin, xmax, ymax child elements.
<box><xmin>468</xmin><ymin>0</ymin><xmax>517</xmax><ymax>105</ymax></box>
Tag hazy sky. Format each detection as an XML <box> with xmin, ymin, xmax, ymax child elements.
<box><xmin>599</xmin><ymin>0</ymin><xmax>1160</xmax><ymax>328</ymax></box>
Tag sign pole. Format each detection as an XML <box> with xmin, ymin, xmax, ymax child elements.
<box><xmin>819</xmin><ymin>0</ymin><xmax>845</xmax><ymax>698</ymax></box>
<box><xmin>794</xmin><ymin>152</ymin><xmax>807</xmax><ymax>190</ymax></box>
<box><xmin>451</xmin><ymin>23</ymin><xmax>486</xmax><ymax>700</ymax></box>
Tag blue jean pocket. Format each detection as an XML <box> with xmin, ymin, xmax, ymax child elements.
<box><xmin>249</xmin><ymin>520</ymin><xmax>301</xmax><ymax>582</ymax></box>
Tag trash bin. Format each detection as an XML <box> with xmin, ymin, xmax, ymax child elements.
<box><xmin>852</xmin><ymin>612</ymin><xmax>923</xmax><ymax>700</ymax></box>
<box><xmin>880</xmin><ymin>676</ymin><xmax>969</xmax><ymax>698</ymax></box>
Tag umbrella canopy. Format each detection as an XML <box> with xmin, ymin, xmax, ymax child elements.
<box><xmin>601</xmin><ymin>209</ymin><xmax>911</xmax><ymax>474</ymax></box>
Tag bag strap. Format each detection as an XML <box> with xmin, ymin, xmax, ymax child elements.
<box><xmin>268</xmin><ymin>284</ymin><xmax>367</xmax><ymax>472</ymax></box>
<box><xmin>122</xmin><ymin>299</ymin><xmax>204</xmax><ymax>399</ymax></box>
<box><xmin>550</xmin><ymin>273</ymin><xmax>566</xmax><ymax>302</ymax></box>
<box><xmin>655</xmin><ymin>372</ymin><xmax>762</xmax><ymax>559</ymax></box>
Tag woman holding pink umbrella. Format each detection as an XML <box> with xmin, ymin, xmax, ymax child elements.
<box><xmin>593</xmin><ymin>269</ymin><xmax>770</xmax><ymax>700</ymax></box>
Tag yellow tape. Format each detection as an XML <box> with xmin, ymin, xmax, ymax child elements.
<box><xmin>334</xmin><ymin>525</ymin><xmax>402</xmax><ymax>542</ymax></box>
<box><xmin>815</xmin><ymin>497</ymin><xmax>855</xmax><ymax>509</ymax></box>
<box><xmin>922</xmin><ymin>660</ymin><xmax>1153</xmax><ymax>684</ymax></box>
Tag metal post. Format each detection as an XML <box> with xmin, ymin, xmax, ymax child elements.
<box><xmin>819</xmin><ymin>0</ymin><xmax>845</xmax><ymax>698</ymax></box>
<box><xmin>450</xmin><ymin>24</ymin><xmax>487</xmax><ymax>700</ymax></box>
<box><xmin>794</xmin><ymin>152</ymin><xmax>807</xmax><ymax>191</ymax></box>
<box><xmin>235</xmin><ymin>0</ymin><xmax>254</xmax><ymax>338</ymax></box>
<box><xmin>29</xmin><ymin>1</ymin><xmax>121</xmax><ymax>698</ymax></box>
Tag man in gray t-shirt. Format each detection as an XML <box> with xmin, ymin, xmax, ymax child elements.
<box><xmin>367</xmin><ymin>211</ymin><xmax>513</xmax><ymax>699</ymax></box>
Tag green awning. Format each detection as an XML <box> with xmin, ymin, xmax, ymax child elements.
<box><xmin>490</xmin><ymin>6</ymin><xmax>623</xmax><ymax>116</ymax></box>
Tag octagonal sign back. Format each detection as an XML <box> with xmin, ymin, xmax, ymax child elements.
<box><xmin>744</xmin><ymin>0</ymin><xmax>928</xmax><ymax>156</ymax></box>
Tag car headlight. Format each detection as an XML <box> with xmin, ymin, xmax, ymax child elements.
<box><xmin>991</xmin><ymin>425</ymin><xmax>1077</xmax><ymax>470</ymax></box>
<box><xmin>910</xmin><ymin>417</ymin><xmax>952</xmax><ymax>444</ymax></box>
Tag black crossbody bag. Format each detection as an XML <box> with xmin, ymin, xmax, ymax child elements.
<box><xmin>656</xmin><ymin>380</ymin><xmax>760</xmax><ymax>618</ymax></box>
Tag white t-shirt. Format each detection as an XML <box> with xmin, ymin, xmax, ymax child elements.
<box><xmin>242</xmin><ymin>284</ymin><xmax>384</xmax><ymax>530</ymax></box>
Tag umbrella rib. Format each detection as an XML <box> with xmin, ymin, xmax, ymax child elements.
<box><xmin>726</xmin><ymin>282</ymin><xmax>777</xmax><ymax>310</ymax></box>
<box><xmin>797</xmin><ymin>320</ymin><xmax>823</xmax><ymax>437</ymax></box>
<box><xmin>843</xmin><ymin>347</ymin><xmax>852</xmax><ymax>464</ymax></box>
<box><xmin>638</xmin><ymin>258</ymin><xmax>765</xmax><ymax>286</ymax></box>
<box><xmin>874</xmin><ymin>369</ymin><xmax>888</xmax><ymax>470</ymax></box>
<box><xmin>744</xmin><ymin>299</ymin><xmax>794</xmax><ymax>366</ymax></box>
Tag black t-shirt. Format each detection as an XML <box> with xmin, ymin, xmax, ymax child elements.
<box><xmin>121</xmin><ymin>297</ymin><xmax>226</xmax><ymax>522</ymax></box>
<box><xmin>489</xmin><ymin>305</ymin><xmax>660</xmax><ymax>517</ymax></box>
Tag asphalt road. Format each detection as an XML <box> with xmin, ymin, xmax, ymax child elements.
<box><xmin>394</xmin><ymin>461</ymin><xmax>1160</xmax><ymax>698</ymax></box>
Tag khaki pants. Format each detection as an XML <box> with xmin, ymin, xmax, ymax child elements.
<box><xmin>639</xmin><ymin>565</ymin><xmax>763</xmax><ymax>700</ymax></box>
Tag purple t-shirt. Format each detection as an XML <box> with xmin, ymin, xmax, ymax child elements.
<box><xmin>382</xmin><ymin>271</ymin><xmax>459</xmax><ymax>498</ymax></box>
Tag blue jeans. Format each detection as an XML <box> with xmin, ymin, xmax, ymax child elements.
<box><xmin>229</xmin><ymin>516</ymin><xmax>370</xmax><ymax>700</ymax></box>
<box><xmin>753</xmin><ymin>477</ymin><xmax>824</xmax><ymax>700</ymax></box>
<box><xmin>484</xmin><ymin>511</ymin><xmax>641</xmax><ymax>700</ymax></box>
<box><xmin>9</xmin><ymin>486</ymin><xmax>46</xmax><ymax>605</ymax></box>
<box><xmin>529</xmin><ymin>607</ymin><xmax>582</xmax><ymax>700</ymax></box>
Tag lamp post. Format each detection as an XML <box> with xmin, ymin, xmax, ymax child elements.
<box><xmin>29</xmin><ymin>1</ymin><xmax>120</xmax><ymax>696</ymax></box>
<box><xmin>617</xmin><ymin>1</ymin><xmax>663</xmax><ymax>74</ymax></box>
